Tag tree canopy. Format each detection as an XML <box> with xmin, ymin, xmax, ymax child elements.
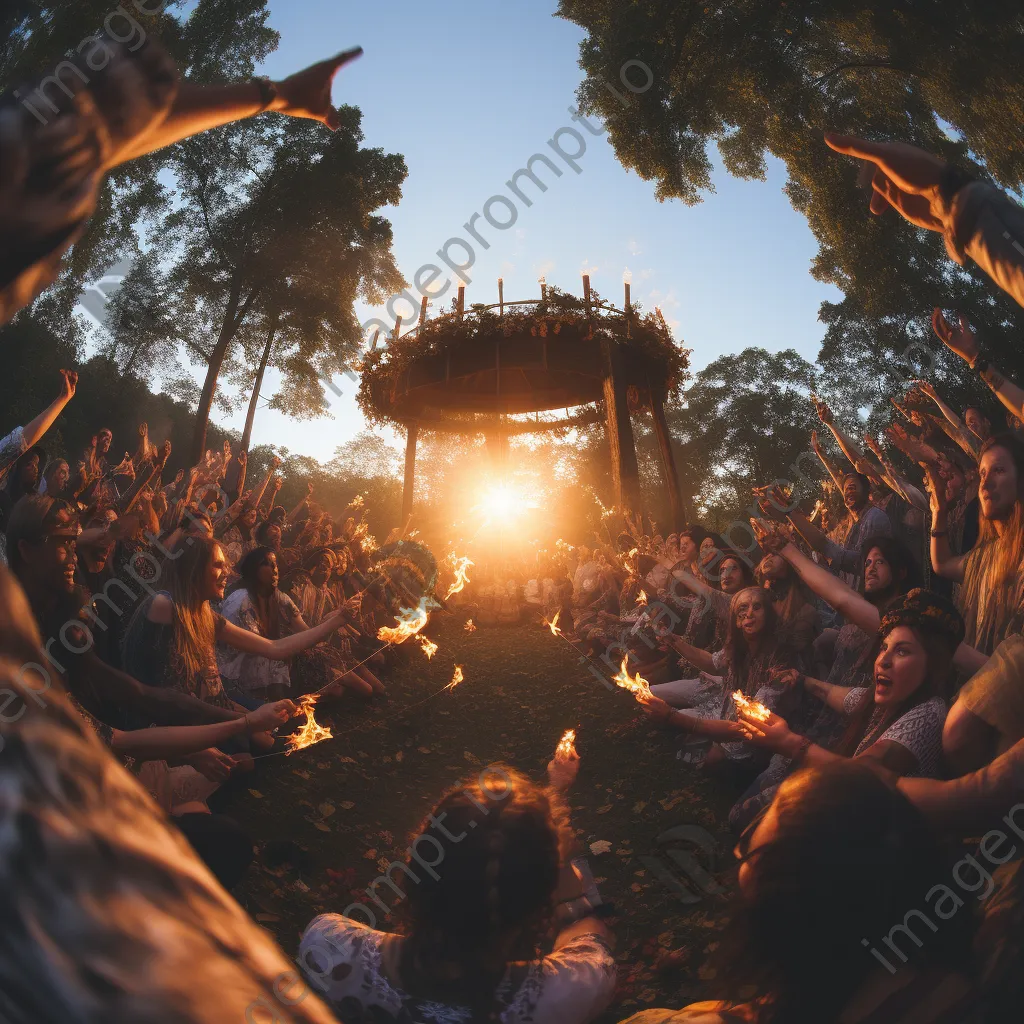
<box><xmin>557</xmin><ymin>2</ymin><xmax>1024</xmax><ymax>418</ymax></box>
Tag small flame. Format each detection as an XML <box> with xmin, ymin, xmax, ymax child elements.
<box><xmin>732</xmin><ymin>690</ymin><xmax>771</xmax><ymax>723</ymax></box>
<box><xmin>543</xmin><ymin>611</ymin><xmax>562</xmax><ymax>637</ymax></box>
<box><xmin>637</xmin><ymin>589</ymin><xmax>648</xmax><ymax>606</ymax></box>
<box><xmin>613</xmin><ymin>656</ymin><xmax>653</xmax><ymax>704</ymax></box>
<box><xmin>555</xmin><ymin>728</ymin><xmax>577</xmax><ymax>762</ymax></box>
<box><xmin>445</xmin><ymin>554</ymin><xmax>474</xmax><ymax>599</ymax></box>
<box><xmin>464</xmin><ymin>618</ymin><xmax>477</xmax><ymax>633</ymax></box>
<box><xmin>346</xmin><ymin>494</ymin><xmax>365</xmax><ymax>510</ymax></box>
<box><xmin>284</xmin><ymin>694</ymin><xmax>333</xmax><ymax>754</ymax></box>
<box><xmin>418</xmin><ymin>635</ymin><xmax>438</xmax><ymax>659</ymax></box>
<box><xmin>445</xmin><ymin>665</ymin><xmax>464</xmax><ymax>692</ymax></box>
<box><xmin>360</xmin><ymin>533</ymin><xmax>378</xmax><ymax>553</ymax></box>
<box><xmin>377</xmin><ymin>596</ymin><xmax>434</xmax><ymax>645</ymax></box>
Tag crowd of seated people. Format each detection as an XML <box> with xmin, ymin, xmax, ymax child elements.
<box><xmin>4</xmin><ymin>26</ymin><xmax>1024</xmax><ymax>1024</ymax></box>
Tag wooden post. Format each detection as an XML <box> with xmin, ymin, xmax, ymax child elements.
<box><xmin>402</xmin><ymin>423</ymin><xmax>418</xmax><ymax>522</ymax></box>
<box><xmin>650</xmin><ymin>389</ymin><xmax>690</xmax><ymax>528</ymax></box>
<box><xmin>540</xmin><ymin>277</ymin><xmax>547</xmax><ymax>301</ymax></box>
<box><xmin>369</xmin><ymin>328</ymin><xmax>381</xmax><ymax>352</ymax></box>
<box><xmin>418</xmin><ymin>295</ymin><xmax>428</xmax><ymax>327</ymax></box>
<box><xmin>601</xmin><ymin>339</ymin><xmax>641</xmax><ymax>512</ymax></box>
<box><xmin>624</xmin><ymin>282</ymin><xmax>631</xmax><ymax>338</ymax></box>
<box><xmin>498</xmin><ymin>277</ymin><xmax>504</xmax><ymax>316</ymax></box>
<box><xmin>392</xmin><ymin>315</ymin><xmax>403</xmax><ymax>341</ymax></box>
<box><xmin>582</xmin><ymin>273</ymin><xmax>591</xmax><ymax>327</ymax></box>
<box><xmin>457</xmin><ymin>284</ymin><xmax>465</xmax><ymax>318</ymax></box>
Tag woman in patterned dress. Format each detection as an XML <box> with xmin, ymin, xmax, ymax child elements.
<box><xmin>299</xmin><ymin>762</ymin><xmax>616</xmax><ymax>1024</ymax></box>
<box><xmin>736</xmin><ymin>590</ymin><xmax>966</xmax><ymax>782</ymax></box>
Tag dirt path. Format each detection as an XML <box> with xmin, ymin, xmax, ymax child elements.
<box><xmin>227</xmin><ymin>612</ymin><xmax>742</xmax><ymax>1020</ymax></box>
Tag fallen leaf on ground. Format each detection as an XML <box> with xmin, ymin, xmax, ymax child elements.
<box><xmin>589</xmin><ymin>840</ymin><xmax>613</xmax><ymax>855</ymax></box>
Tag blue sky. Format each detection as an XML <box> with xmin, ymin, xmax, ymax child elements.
<box><xmin>96</xmin><ymin>0</ymin><xmax>843</xmax><ymax>462</ymax></box>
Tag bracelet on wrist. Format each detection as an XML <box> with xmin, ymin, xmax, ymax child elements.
<box><xmin>973</xmin><ymin>355</ymin><xmax>991</xmax><ymax>377</ymax></box>
<box><xmin>251</xmin><ymin>76</ymin><xmax>279</xmax><ymax>111</ymax></box>
<box><xmin>930</xmin><ymin>529</ymin><xmax>948</xmax><ymax>538</ymax></box>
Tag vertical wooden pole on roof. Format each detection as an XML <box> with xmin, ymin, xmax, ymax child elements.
<box><xmin>457</xmin><ymin>283</ymin><xmax>465</xmax><ymax>319</ymax></box>
<box><xmin>498</xmin><ymin>277</ymin><xmax>504</xmax><ymax>316</ymax></box>
<box><xmin>369</xmin><ymin>328</ymin><xmax>381</xmax><ymax>352</ymax></box>
<box><xmin>624</xmin><ymin>282</ymin><xmax>632</xmax><ymax>339</ymax></box>
<box><xmin>418</xmin><ymin>295</ymin><xmax>428</xmax><ymax>328</ymax></box>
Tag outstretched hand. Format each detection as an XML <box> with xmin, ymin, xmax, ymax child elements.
<box><xmin>274</xmin><ymin>48</ymin><xmax>363</xmax><ymax>130</ymax></box>
<box><xmin>932</xmin><ymin>309</ymin><xmax>979</xmax><ymax>365</ymax></box>
<box><xmin>736</xmin><ymin>707</ymin><xmax>793</xmax><ymax>751</ymax></box>
<box><xmin>824</xmin><ymin>133</ymin><xmax>949</xmax><ymax>232</ymax></box>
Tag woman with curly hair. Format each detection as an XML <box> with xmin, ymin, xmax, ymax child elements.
<box><xmin>299</xmin><ymin>759</ymin><xmax>616</xmax><ymax>1023</ymax></box>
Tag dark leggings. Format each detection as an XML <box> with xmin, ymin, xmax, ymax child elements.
<box><xmin>174</xmin><ymin>812</ymin><xmax>254</xmax><ymax>890</ymax></box>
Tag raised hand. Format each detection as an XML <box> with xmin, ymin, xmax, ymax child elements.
<box><xmin>58</xmin><ymin>369</ymin><xmax>78</xmax><ymax>402</ymax></box>
<box><xmin>812</xmin><ymin>396</ymin><xmax>833</xmax><ymax>425</ymax></box>
<box><xmin>932</xmin><ymin>309</ymin><xmax>980</xmax><ymax>365</ymax></box>
<box><xmin>736</xmin><ymin>707</ymin><xmax>794</xmax><ymax>752</ymax></box>
<box><xmin>158</xmin><ymin>439</ymin><xmax>172</xmax><ymax>466</ymax></box>
<box><xmin>919</xmin><ymin>461</ymin><xmax>948</xmax><ymax>517</ymax></box>
<box><xmin>824</xmin><ymin>134</ymin><xmax>948</xmax><ymax>232</ymax></box>
<box><xmin>270</xmin><ymin>455</ymin><xmax>282</xmax><ymax>470</ymax></box>
<box><xmin>273</xmin><ymin>48</ymin><xmax>363</xmax><ymax>130</ymax></box>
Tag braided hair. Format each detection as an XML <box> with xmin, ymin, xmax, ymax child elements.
<box><xmin>396</xmin><ymin>767</ymin><xmax>569</xmax><ymax>1022</ymax></box>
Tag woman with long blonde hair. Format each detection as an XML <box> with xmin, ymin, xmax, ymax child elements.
<box><xmin>926</xmin><ymin>433</ymin><xmax>1024</xmax><ymax>654</ymax></box>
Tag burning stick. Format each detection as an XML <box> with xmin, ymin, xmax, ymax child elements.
<box><xmin>255</xmin><ymin>694</ymin><xmax>333</xmax><ymax>759</ymax></box>
<box><xmin>464</xmin><ymin>618</ymin><xmax>477</xmax><ymax>633</ymax></box>
<box><xmin>402</xmin><ymin>664</ymin><xmax>468</xmax><ymax>711</ymax></box>
<box><xmin>613</xmin><ymin>656</ymin><xmax>654</xmax><ymax>705</ymax></box>
<box><xmin>555</xmin><ymin>728</ymin><xmax>577</xmax><ymax>762</ymax></box>
<box><xmin>444</xmin><ymin>554</ymin><xmax>474</xmax><ymax>599</ymax></box>
<box><xmin>732</xmin><ymin>690</ymin><xmax>771</xmax><ymax>723</ymax></box>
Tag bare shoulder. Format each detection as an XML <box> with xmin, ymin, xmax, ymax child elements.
<box><xmin>147</xmin><ymin>593</ymin><xmax>174</xmax><ymax>624</ymax></box>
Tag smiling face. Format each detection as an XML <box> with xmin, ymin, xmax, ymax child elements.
<box><xmin>734</xmin><ymin>589</ymin><xmax>768</xmax><ymax>639</ymax></box>
<box><xmin>862</xmin><ymin>545</ymin><xmax>895</xmax><ymax>596</ymax></box>
<box><xmin>978</xmin><ymin>444</ymin><xmax>1019</xmax><ymax>522</ymax></box>
<box><xmin>699</xmin><ymin>536</ymin><xmax>719</xmax><ymax>567</ymax></box>
<box><xmin>204</xmin><ymin>543</ymin><xmax>231</xmax><ymax>601</ymax></box>
<box><xmin>843</xmin><ymin>474</ymin><xmax>868</xmax><ymax>512</ymax></box>
<box><xmin>873</xmin><ymin>625</ymin><xmax>927</xmax><ymax>707</ymax></box>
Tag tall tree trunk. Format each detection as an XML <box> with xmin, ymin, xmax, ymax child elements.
<box><xmin>240</xmin><ymin>312</ymin><xmax>278</xmax><ymax>454</ymax></box>
<box><xmin>190</xmin><ymin>281</ymin><xmax>259</xmax><ymax>465</ymax></box>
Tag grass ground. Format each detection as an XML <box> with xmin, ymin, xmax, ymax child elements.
<box><xmin>224</xmin><ymin>611</ymin><xmax>744</xmax><ymax>1021</ymax></box>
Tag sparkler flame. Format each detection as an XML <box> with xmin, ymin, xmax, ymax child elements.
<box><xmin>637</xmin><ymin>589</ymin><xmax>648</xmax><ymax>606</ymax></box>
<box><xmin>418</xmin><ymin>635</ymin><xmax>438</xmax><ymax>659</ymax></box>
<box><xmin>377</xmin><ymin>596</ymin><xmax>435</xmax><ymax>645</ymax></box>
<box><xmin>613</xmin><ymin>656</ymin><xmax>653</xmax><ymax>704</ymax></box>
<box><xmin>464</xmin><ymin>618</ymin><xmax>477</xmax><ymax>633</ymax></box>
<box><xmin>444</xmin><ymin>554</ymin><xmax>474</xmax><ymax>599</ymax></box>
<box><xmin>445</xmin><ymin>665</ymin><xmax>464</xmax><ymax>692</ymax></box>
<box><xmin>543</xmin><ymin>611</ymin><xmax>562</xmax><ymax>637</ymax></box>
<box><xmin>732</xmin><ymin>690</ymin><xmax>771</xmax><ymax>723</ymax></box>
<box><xmin>284</xmin><ymin>694</ymin><xmax>333</xmax><ymax>754</ymax></box>
<box><xmin>555</xmin><ymin>728</ymin><xmax>577</xmax><ymax>762</ymax></box>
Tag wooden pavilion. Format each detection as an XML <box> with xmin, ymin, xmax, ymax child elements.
<box><xmin>357</xmin><ymin>277</ymin><xmax>691</xmax><ymax>529</ymax></box>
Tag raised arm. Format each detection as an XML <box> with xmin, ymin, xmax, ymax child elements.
<box><xmin>920</xmin><ymin>461</ymin><xmax>967</xmax><ymax>582</ymax></box>
<box><xmin>19</xmin><ymin>370</ymin><xmax>77</xmax><ymax>452</ymax></box>
<box><xmin>810</xmin><ymin>429</ymin><xmax>846</xmax><ymax>490</ymax></box>
<box><xmin>815</xmin><ymin>400</ymin><xmax>885</xmax><ymax>484</ymax></box>
<box><xmin>863</xmin><ymin>435</ymin><xmax>929</xmax><ymax>510</ymax></box>
<box><xmin>113</xmin><ymin>50</ymin><xmax>364</xmax><ymax>165</ymax></box>
<box><xmin>933</xmin><ymin>310</ymin><xmax>1024</xmax><ymax>424</ymax></box>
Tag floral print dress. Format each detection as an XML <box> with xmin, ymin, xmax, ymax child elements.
<box><xmin>299</xmin><ymin>916</ymin><xmax>616</xmax><ymax>1024</ymax></box>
